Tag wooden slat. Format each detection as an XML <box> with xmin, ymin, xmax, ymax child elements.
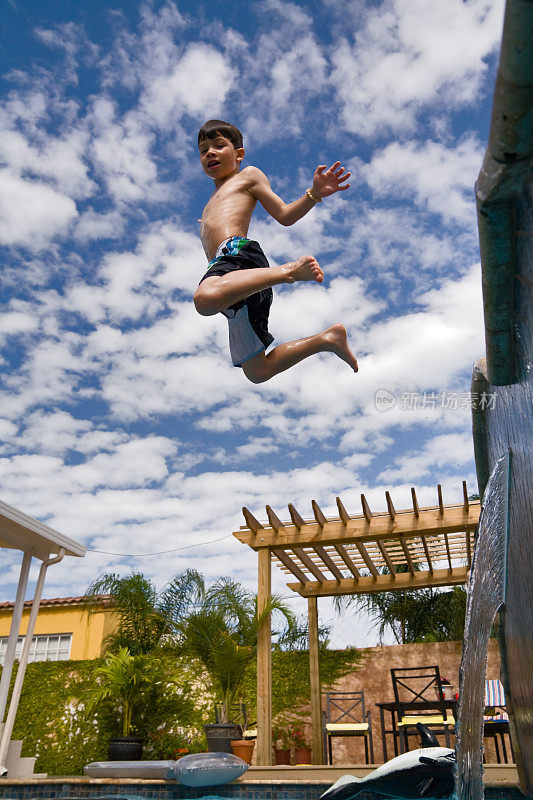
<box><xmin>443</xmin><ymin>532</ymin><xmax>453</xmax><ymax>569</ymax></box>
<box><xmin>399</xmin><ymin>536</ymin><xmax>415</xmax><ymax>575</ymax></box>
<box><xmin>411</xmin><ymin>487</ymin><xmax>420</xmax><ymax>518</ymax></box>
<box><xmin>463</xmin><ymin>481</ymin><xmax>469</xmax><ymax>511</ymax></box>
<box><xmin>437</xmin><ymin>485</ymin><xmax>444</xmax><ymax>515</ymax></box>
<box><xmin>312</xmin><ymin>500</ymin><xmax>327</xmax><ymax>528</ymax></box>
<box><xmin>243</xmin><ymin>507</ymin><xmax>263</xmax><ymax>533</ymax></box>
<box><xmin>361</xmin><ymin>494</ymin><xmax>373</xmax><ymax>524</ymax></box>
<box><xmin>234</xmin><ymin>504</ymin><xmax>480</xmax><ymax>550</ymax></box>
<box><xmin>288</xmin><ymin>565</ymin><xmax>470</xmax><ymax>597</ymax></box>
<box><xmin>336</xmin><ymin>496</ymin><xmax>350</xmax><ymax>526</ymax></box>
<box><xmin>385</xmin><ymin>491</ymin><xmax>396</xmax><ymax>521</ymax></box>
<box><xmin>292</xmin><ymin>548</ymin><xmax>327</xmax><ymax>581</ymax></box>
<box><xmin>420</xmin><ymin>533</ymin><xmax>434</xmax><ymax>573</ymax></box>
<box><xmin>288</xmin><ymin>503</ymin><xmax>305</xmax><ymax>531</ymax></box>
<box><xmin>334</xmin><ymin>544</ymin><xmax>361</xmax><ymax>578</ymax></box>
<box><xmin>273</xmin><ymin>549</ymin><xmax>308</xmax><ymax>583</ymax></box>
<box><xmin>266</xmin><ymin>505</ymin><xmax>283</xmax><ymax>533</ymax></box>
<box><xmin>377</xmin><ymin>539</ymin><xmax>396</xmax><ymax>576</ymax></box>
<box><xmin>314</xmin><ymin>545</ymin><xmax>344</xmax><ymax>580</ymax></box>
<box><xmin>353</xmin><ymin>540</ymin><xmax>379</xmax><ymax>577</ymax></box>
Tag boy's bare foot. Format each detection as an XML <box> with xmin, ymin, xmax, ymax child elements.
<box><xmin>281</xmin><ymin>255</ymin><xmax>324</xmax><ymax>284</ymax></box>
<box><xmin>322</xmin><ymin>323</ymin><xmax>359</xmax><ymax>372</ymax></box>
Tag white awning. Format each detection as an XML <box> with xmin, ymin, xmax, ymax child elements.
<box><xmin>0</xmin><ymin>499</ymin><xmax>85</xmax><ymax>560</ymax></box>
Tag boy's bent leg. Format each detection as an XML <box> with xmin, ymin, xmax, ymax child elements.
<box><xmin>194</xmin><ymin>255</ymin><xmax>324</xmax><ymax>316</ymax></box>
<box><xmin>241</xmin><ymin>323</ymin><xmax>358</xmax><ymax>384</ymax></box>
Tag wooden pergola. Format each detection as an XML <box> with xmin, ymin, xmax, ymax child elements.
<box><xmin>233</xmin><ymin>482</ymin><xmax>481</xmax><ymax>765</ymax></box>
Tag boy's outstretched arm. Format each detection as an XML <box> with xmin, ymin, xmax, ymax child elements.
<box><xmin>246</xmin><ymin>161</ymin><xmax>350</xmax><ymax>227</ymax></box>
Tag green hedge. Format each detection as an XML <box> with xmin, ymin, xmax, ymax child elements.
<box><xmin>3</xmin><ymin>648</ymin><xmax>362</xmax><ymax>775</ymax></box>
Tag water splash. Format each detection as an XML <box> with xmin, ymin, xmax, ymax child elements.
<box><xmin>454</xmin><ymin>452</ymin><xmax>510</xmax><ymax>800</ymax></box>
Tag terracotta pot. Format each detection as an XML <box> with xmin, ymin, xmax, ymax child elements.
<box><xmin>274</xmin><ymin>747</ymin><xmax>291</xmax><ymax>765</ymax></box>
<box><xmin>231</xmin><ymin>739</ymin><xmax>255</xmax><ymax>764</ymax></box>
<box><xmin>293</xmin><ymin>746</ymin><xmax>312</xmax><ymax>764</ymax></box>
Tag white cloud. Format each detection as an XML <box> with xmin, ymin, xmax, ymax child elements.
<box><xmin>141</xmin><ymin>44</ymin><xmax>236</xmax><ymax>123</ymax></box>
<box><xmin>361</xmin><ymin>138</ymin><xmax>483</xmax><ymax>223</ymax></box>
<box><xmin>379</xmin><ymin>432</ymin><xmax>475</xmax><ymax>482</ymax></box>
<box><xmin>0</xmin><ymin>169</ymin><xmax>78</xmax><ymax>248</ymax></box>
<box><xmin>330</xmin><ymin>0</ymin><xmax>505</xmax><ymax>138</ymax></box>
<box><xmin>89</xmin><ymin>96</ymin><xmax>160</xmax><ymax>203</ymax></box>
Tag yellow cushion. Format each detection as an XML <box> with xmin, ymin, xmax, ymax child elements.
<box><xmin>326</xmin><ymin>723</ymin><xmax>369</xmax><ymax>732</ymax></box>
<box><xmin>399</xmin><ymin>715</ymin><xmax>455</xmax><ymax>727</ymax></box>
<box><xmin>243</xmin><ymin>729</ymin><xmax>257</xmax><ymax>739</ymax></box>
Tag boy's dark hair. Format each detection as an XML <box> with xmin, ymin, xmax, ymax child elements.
<box><xmin>198</xmin><ymin>119</ymin><xmax>243</xmax><ymax>150</ymax></box>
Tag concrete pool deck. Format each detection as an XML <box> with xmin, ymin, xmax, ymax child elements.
<box><xmin>0</xmin><ymin>762</ymin><xmax>521</xmax><ymax>788</ymax></box>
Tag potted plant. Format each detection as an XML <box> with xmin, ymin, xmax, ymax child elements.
<box><xmin>177</xmin><ymin>578</ymin><xmax>294</xmax><ymax>753</ymax></box>
<box><xmin>292</xmin><ymin>727</ymin><xmax>312</xmax><ymax>764</ymax></box>
<box><xmin>272</xmin><ymin>717</ymin><xmax>292</xmax><ymax>765</ymax></box>
<box><xmin>85</xmin><ymin>647</ymin><xmax>150</xmax><ymax>760</ymax></box>
<box><xmin>437</xmin><ymin>676</ymin><xmax>455</xmax><ymax>701</ymax></box>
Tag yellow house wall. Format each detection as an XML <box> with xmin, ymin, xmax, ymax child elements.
<box><xmin>0</xmin><ymin>604</ymin><xmax>119</xmax><ymax>660</ymax></box>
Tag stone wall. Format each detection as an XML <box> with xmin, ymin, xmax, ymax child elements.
<box><xmin>317</xmin><ymin>638</ymin><xmax>503</xmax><ymax>764</ymax></box>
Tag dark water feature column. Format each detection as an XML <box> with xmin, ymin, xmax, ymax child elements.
<box><xmin>455</xmin><ymin>454</ymin><xmax>509</xmax><ymax>800</ymax></box>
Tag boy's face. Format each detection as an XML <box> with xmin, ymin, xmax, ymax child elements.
<box><xmin>199</xmin><ymin>134</ymin><xmax>244</xmax><ymax>181</ymax></box>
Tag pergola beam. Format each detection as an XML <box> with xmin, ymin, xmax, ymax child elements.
<box><xmin>235</xmin><ymin>505</ymin><xmax>479</xmax><ymax>549</ymax></box>
<box><xmin>288</xmin><ymin>565</ymin><xmax>470</xmax><ymax>597</ymax></box>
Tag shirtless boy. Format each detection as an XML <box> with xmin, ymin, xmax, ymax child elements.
<box><xmin>193</xmin><ymin>119</ymin><xmax>358</xmax><ymax>384</ymax></box>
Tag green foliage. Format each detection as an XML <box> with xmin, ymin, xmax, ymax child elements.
<box><xmin>178</xmin><ymin>577</ymin><xmax>295</xmax><ymax>722</ymax></box>
<box><xmin>348</xmin><ymin>586</ymin><xmax>467</xmax><ymax>644</ymax></box>
<box><xmin>4</xmin><ymin>646</ymin><xmax>360</xmax><ymax>775</ymax></box>
<box><xmin>4</xmin><ymin>654</ymin><xmax>208</xmax><ymax>775</ymax></box>
<box><xmin>85</xmin><ymin>569</ymin><xmax>204</xmax><ymax>655</ymax></box>
<box><xmin>239</xmin><ymin>646</ymin><xmax>362</xmax><ymax>722</ymax></box>
<box><xmin>337</xmin><ymin>565</ymin><xmax>467</xmax><ymax>644</ymax></box>
<box><xmin>85</xmin><ymin>647</ymin><xmax>162</xmax><ymax>737</ymax></box>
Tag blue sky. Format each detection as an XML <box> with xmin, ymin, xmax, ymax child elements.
<box><xmin>0</xmin><ymin>0</ymin><xmax>505</xmax><ymax>646</ymax></box>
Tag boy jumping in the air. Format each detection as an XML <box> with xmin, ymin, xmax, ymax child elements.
<box><xmin>193</xmin><ymin>119</ymin><xmax>358</xmax><ymax>384</ymax></box>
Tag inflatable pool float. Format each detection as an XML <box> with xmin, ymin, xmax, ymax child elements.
<box><xmin>84</xmin><ymin>760</ymin><xmax>174</xmax><ymax>779</ymax></box>
<box><xmin>172</xmin><ymin>752</ymin><xmax>249</xmax><ymax>786</ymax></box>
<box><xmin>84</xmin><ymin>752</ymin><xmax>249</xmax><ymax>785</ymax></box>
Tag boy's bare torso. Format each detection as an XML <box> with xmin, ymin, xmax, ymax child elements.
<box><xmin>199</xmin><ymin>168</ymin><xmax>257</xmax><ymax>261</ymax></box>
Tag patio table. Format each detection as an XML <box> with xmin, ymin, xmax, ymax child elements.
<box><xmin>376</xmin><ymin>699</ymin><xmax>457</xmax><ymax>762</ymax></box>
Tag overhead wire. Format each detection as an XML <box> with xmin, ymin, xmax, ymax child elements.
<box><xmin>87</xmin><ymin>532</ymin><xmax>234</xmax><ymax>557</ymax></box>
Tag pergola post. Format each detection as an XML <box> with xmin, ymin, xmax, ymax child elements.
<box><xmin>257</xmin><ymin>546</ymin><xmax>272</xmax><ymax>765</ymax></box>
<box><xmin>308</xmin><ymin>596</ymin><xmax>323</xmax><ymax>764</ymax></box>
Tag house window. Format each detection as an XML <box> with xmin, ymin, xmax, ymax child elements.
<box><xmin>0</xmin><ymin>634</ymin><xmax>72</xmax><ymax>664</ymax></box>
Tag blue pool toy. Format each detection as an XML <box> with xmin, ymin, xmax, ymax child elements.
<box><xmin>172</xmin><ymin>752</ymin><xmax>249</xmax><ymax>786</ymax></box>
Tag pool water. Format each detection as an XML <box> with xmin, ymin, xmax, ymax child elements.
<box><xmin>0</xmin><ymin>785</ymin><xmax>528</xmax><ymax>800</ymax></box>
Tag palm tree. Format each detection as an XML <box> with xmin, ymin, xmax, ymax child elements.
<box><xmin>178</xmin><ymin>577</ymin><xmax>295</xmax><ymax>722</ymax></box>
<box><xmin>85</xmin><ymin>647</ymin><xmax>149</xmax><ymax>737</ymax></box>
<box><xmin>85</xmin><ymin>569</ymin><xmax>205</xmax><ymax>655</ymax></box>
<box><xmin>336</xmin><ymin>566</ymin><xmax>467</xmax><ymax>644</ymax></box>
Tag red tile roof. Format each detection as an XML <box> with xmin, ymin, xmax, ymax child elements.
<box><xmin>0</xmin><ymin>594</ymin><xmax>114</xmax><ymax>609</ymax></box>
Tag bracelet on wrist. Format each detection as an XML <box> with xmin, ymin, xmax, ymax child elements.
<box><xmin>306</xmin><ymin>187</ymin><xmax>322</xmax><ymax>203</ymax></box>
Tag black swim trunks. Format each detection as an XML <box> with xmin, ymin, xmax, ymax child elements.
<box><xmin>199</xmin><ymin>237</ymin><xmax>274</xmax><ymax>367</ymax></box>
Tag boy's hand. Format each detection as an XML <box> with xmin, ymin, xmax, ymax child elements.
<box><xmin>311</xmin><ymin>161</ymin><xmax>351</xmax><ymax>199</ymax></box>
